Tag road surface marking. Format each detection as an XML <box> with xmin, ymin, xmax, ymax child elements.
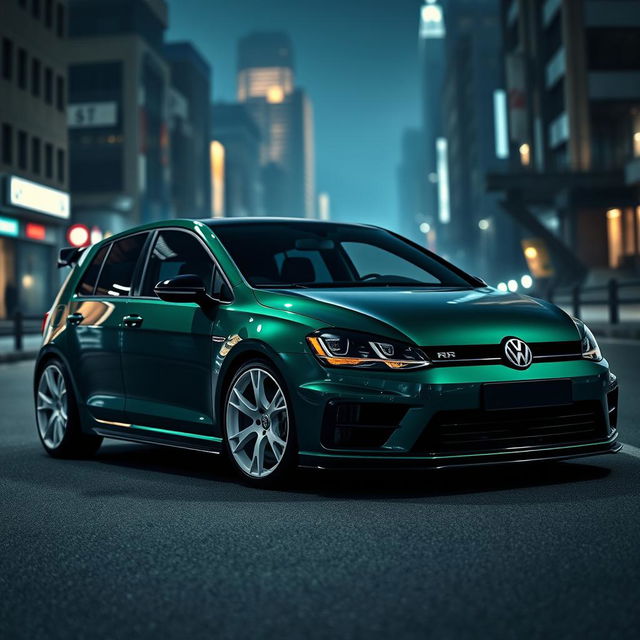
<box><xmin>622</xmin><ymin>443</ymin><xmax>640</xmax><ymax>459</ymax></box>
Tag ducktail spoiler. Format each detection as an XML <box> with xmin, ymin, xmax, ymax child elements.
<box><xmin>57</xmin><ymin>246</ymin><xmax>87</xmax><ymax>268</ymax></box>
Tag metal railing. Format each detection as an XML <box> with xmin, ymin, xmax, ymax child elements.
<box><xmin>548</xmin><ymin>279</ymin><xmax>640</xmax><ymax>324</ymax></box>
<box><xmin>0</xmin><ymin>313</ymin><xmax>43</xmax><ymax>352</ymax></box>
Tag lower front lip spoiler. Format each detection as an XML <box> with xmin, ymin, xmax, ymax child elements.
<box><xmin>298</xmin><ymin>436</ymin><xmax>621</xmax><ymax>471</ymax></box>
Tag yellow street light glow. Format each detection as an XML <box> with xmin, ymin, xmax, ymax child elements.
<box><xmin>606</xmin><ymin>208</ymin><xmax>621</xmax><ymax>219</ymax></box>
<box><xmin>497</xmin><ymin>282</ymin><xmax>508</xmax><ymax>292</ymax></box>
<box><xmin>478</xmin><ymin>219</ymin><xmax>490</xmax><ymax>231</ymax></box>
<box><xmin>519</xmin><ymin>143</ymin><xmax>531</xmax><ymax>166</ymax></box>
<box><xmin>22</xmin><ymin>274</ymin><xmax>34</xmax><ymax>289</ymax></box>
<box><xmin>419</xmin><ymin>222</ymin><xmax>431</xmax><ymax>234</ymax></box>
<box><xmin>524</xmin><ymin>246</ymin><xmax>538</xmax><ymax>259</ymax></box>
<box><xmin>507</xmin><ymin>279</ymin><xmax>519</xmax><ymax>292</ymax></box>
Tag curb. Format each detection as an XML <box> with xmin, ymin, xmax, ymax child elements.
<box><xmin>0</xmin><ymin>351</ymin><xmax>37</xmax><ymax>364</ymax></box>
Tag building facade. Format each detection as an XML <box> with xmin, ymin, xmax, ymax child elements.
<box><xmin>164</xmin><ymin>42</ymin><xmax>211</xmax><ymax>219</ymax></box>
<box><xmin>441</xmin><ymin>0</ymin><xmax>522</xmax><ymax>282</ymax></box>
<box><xmin>490</xmin><ymin>0</ymin><xmax>640</xmax><ymax>286</ymax></box>
<box><xmin>211</xmin><ymin>103</ymin><xmax>262</xmax><ymax>218</ymax></box>
<box><xmin>237</xmin><ymin>32</ymin><xmax>315</xmax><ymax>218</ymax></box>
<box><xmin>0</xmin><ymin>0</ymin><xmax>70</xmax><ymax>319</ymax></box>
<box><xmin>67</xmin><ymin>0</ymin><xmax>172</xmax><ymax>236</ymax></box>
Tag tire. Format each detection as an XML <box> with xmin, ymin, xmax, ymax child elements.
<box><xmin>35</xmin><ymin>358</ymin><xmax>103</xmax><ymax>459</ymax></box>
<box><xmin>222</xmin><ymin>359</ymin><xmax>297</xmax><ymax>485</ymax></box>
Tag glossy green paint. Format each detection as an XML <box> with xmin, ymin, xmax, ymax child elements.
<box><xmin>38</xmin><ymin>218</ymin><xmax>618</xmax><ymax>467</ymax></box>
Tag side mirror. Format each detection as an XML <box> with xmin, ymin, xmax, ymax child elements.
<box><xmin>473</xmin><ymin>276</ymin><xmax>489</xmax><ymax>287</ymax></box>
<box><xmin>154</xmin><ymin>274</ymin><xmax>210</xmax><ymax>304</ymax></box>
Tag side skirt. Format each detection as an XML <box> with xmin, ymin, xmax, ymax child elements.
<box><xmin>94</xmin><ymin>426</ymin><xmax>223</xmax><ymax>455</ymax></box>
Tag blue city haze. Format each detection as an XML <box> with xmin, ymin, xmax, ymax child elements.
<box><xmin>167</xmin><ymin>0</ymin><xmax>424</xmax><ymax>228</ymax></box>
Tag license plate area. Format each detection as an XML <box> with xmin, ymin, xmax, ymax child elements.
<box><xmin>483</xmin><ymin>379</ymin><xmax>572</xmax><ymax>411</ymax></box>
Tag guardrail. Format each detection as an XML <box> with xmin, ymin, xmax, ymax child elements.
<box><xmin>548</xmin><ymin>279</ymin><xmax>640</xmax><ymax>324</ymax></box>
<box><xmin>0</xmin><ymin>313</ymin><xmax>43</xmax><ymax>352</ymax></box>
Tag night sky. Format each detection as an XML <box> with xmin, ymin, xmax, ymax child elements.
<box><xmin>167</xmin><ymin>0</ymin><xmax>424</xmax><ymax>228</ymax></box>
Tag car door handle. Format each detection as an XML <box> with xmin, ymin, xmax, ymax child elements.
<box><xmin>123</xmin><ymin>314</ymin><xmax>143</xmax><ymax>328</ymax></box>
<box><xmin>67</xmin><ymin>312</ymin><xmax>84</xmax><ymax>326</ymax></box>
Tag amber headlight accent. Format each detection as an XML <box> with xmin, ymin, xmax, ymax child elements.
<box><xmin>307</xmin><ymin>330</ymin><xmax>430</xmax><ymax>370</ymax></box>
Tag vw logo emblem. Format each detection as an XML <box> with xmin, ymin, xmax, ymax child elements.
<box><xmin>503</xmin><ymin>337</ymin><xmax>533</xmax><ymax>369</ymax></box>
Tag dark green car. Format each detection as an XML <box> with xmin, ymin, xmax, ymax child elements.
<box><xmin>34</xmin><ymin>218</ymin><xmax>620</xmax><ymax>484</ymax></box>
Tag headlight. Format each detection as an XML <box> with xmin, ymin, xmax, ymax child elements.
<box><xmin>306</xmin><ymin>329</ymin><xmax>430</xmax><ymax>370</ymax></box>
<box><xmin>572</xmin><ymin>318</ymin><xmax>602</xmax><ymax>361</ymax></box>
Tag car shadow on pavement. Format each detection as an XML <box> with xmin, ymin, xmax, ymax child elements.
<box><xmin>86</xmin><ymin>441</ymin><xmax>619</xmax><ymax>503</ymax></box>
<box><xmin>1</xmin><ymin>440</ymin><xmax>627</xmax><ymax>504</ymax></box>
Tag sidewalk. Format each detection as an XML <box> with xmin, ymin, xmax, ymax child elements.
<box><xmin>0</xmin><ymin>335</ymin><xmax>41</xmax><ymax>363</ymax></box>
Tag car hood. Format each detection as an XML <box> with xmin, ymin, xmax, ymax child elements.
<box><xmin>253</xmin><ymin>287</ymin><xmax>580</xmax><ymax>346</ymax></box>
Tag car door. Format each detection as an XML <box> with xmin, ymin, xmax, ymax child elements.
<box><xmin>66</xmin><ymin>233</ymin><xmax>149</xmax><ymax>423</ymax></box>
<box><xmin>121</xmin><ymin>228</ymin><xmax>228</xmax><ymax>436</ymax></box>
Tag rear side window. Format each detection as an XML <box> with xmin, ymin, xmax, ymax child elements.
<box><xmin>76</xmin><ymin>245</ymin><xmax>108</xmax><ymax>296</ymax></box>
<box><xmin>141</xmin><ymin>230</ymin><xmax>215</xmax><ymax>297</ymax></box>
<box><xmin>95</xmin><ymin>233</ymin><xmax>148</xmax><ymax>297</ymax></box>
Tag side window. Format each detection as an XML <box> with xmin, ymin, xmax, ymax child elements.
<box><xmin>274</xmin><ymin>249</ymin><xmax>331</xmax><ymax>283</ymax></box>
<box><xmin>76</xmin><ymin>245</ymin><xmax>108</xmax><ymax>296</ymax></box>
<box><xmin>141</xmin><ymin>230</ymin><xmax>215</xmax><ymax>297</ymax></box>
<box><xmin>95</xmin><ymin>233</ymin><xmax>148</xmax><ymax>297</ymax></box>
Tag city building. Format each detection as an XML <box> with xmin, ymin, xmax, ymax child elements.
<box><xmin>165</xmin><ymin>42</ymin><xmax>211</xmax><ymax>219</ymax></box>
<box><xmin>237</xmin><ymin>32</ymin><xmax>315</xmax><ymax>218</ymax></box>
<box><xmin>397</xmin><ymin>128</ymin><xmax>429</xmax><ymax>245</ymax></box>
<box><xmin>0</xmin><ymin>0</ymin><xmax>70</xmax><ymax>319</ymax></box>
<box><xmin>441</xmin><ymin>0</ymin><xmax>523</xmax><ymax>282</ymax></box>
<box><xmin>66</xmin><ymin>0</ymin><xmax>172</xmax><ymax>236</ymax></box>
<box><xmin>489</xmin><ymin>0</ymin><xmax>640</xmax><ymax>287</ymax></box>
<box><xmin>418</xmin><ymin>0</ymin><xmax>446</xmax><ymax>246</ymax></box>
<box><xmin>211</xmin><ymin>103</ymin><xmax>262</xmax><ymax>217</ymax></box>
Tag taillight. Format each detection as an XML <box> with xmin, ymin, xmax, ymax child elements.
<box><xmin>41</xmin><ymin>311</ymin><xmax>50</xmax><ymax>335</ymax></box>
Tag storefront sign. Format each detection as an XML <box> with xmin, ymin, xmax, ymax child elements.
<box><xmin>0</xmin><ymin>216</ymin><xmax>19</xmax><ymax>237</ymax></box>
<box><xmin>68</xmin><ymin>102</ymin><xmax>118</xmax><ymax>128</ymax></box>
<box><xmin>9</xmin><ymin>176</ymin><xmax>70</xmax><ymax>219</ymax></box>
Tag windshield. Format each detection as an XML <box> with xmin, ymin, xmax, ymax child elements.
<box><xmin>210</xmin><ymin>222</ymin><xmax>474</xmax><ymax>289</ymax></box>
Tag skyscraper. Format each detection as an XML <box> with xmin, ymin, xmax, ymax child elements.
<box><xmin>237</xmin><ymin>32</ymin><xmax>315</xmax><ymax>218</ymax></box>
<box><xmin>165</xmin><ymin>42</ymin><xmax>211</xmax><ymax>219</ymax></box>
<box><xmin>419</xmin><ymin>1</ymin><xmax>447</xmax><ymax>243</ymax></box>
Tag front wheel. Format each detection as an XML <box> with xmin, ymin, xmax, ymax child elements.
<box><xmin>223</xmin><ymin>360</ymin><xmax>297</xmax><ymax>485</ymax></box>
<box><xmin>35</xmin><ymin>359</ymin><xmax>102</xmax><ymax>458</ymax></box>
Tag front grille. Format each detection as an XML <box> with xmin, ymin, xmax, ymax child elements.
<box><xmin>412</xmin><ymin>402</ymin><xmax>606</xmax><ymax>454</ymax></box>
<box><xmin>423</xmin><ymin>340</ymin><xmax>581</xmax><ymax>366</ymax></box>
<box><xmin>321</xmin><ymin>402</ymin><xmax>409</xmax><ymax>450</ymax></box>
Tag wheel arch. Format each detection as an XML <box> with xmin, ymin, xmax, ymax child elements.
<box><xmin>213</xmin><ymin>340</ymin><xmax>289</xmax><ymax>429</ymax></box>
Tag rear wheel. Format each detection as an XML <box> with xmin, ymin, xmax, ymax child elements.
<box><xmin>35</xmin><ymin>359</ymin><xmax>102</xmax><ymax>458</ymax></box>
<box><xmin>223</xmin><ymin>360</ymin><xmax>296</xmax><ymax>485</ymax></box>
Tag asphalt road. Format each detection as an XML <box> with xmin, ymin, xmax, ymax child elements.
<box><xmin>1</xmin><ymin>339</ymin><xmax>640</xmax><ymax>639</ymax></box>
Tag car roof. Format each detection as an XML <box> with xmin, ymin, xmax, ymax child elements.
<box><xmin>199</xmin><ymin>217</ymin><xmax>376</xmax><ymax>229</ymax></box>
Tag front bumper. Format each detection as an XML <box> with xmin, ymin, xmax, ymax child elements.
<box><xmin>279</xmin><ymin>353</ymin><xmax>620</xmax><ymax>470</ymax></box>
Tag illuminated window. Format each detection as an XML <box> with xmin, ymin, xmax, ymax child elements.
<box><xmin>210</xmin><ymin>141</ymin><xmax>225</xmax><ymax>218</ymax></box>
<box><xmin>267</xmin><ymin>86</ymin><xmax>285</xmax><ymax>104</ymax></box>
<box><xmin>606</xmin><ymin>209</ymin><xmax>622</xmax><ymax>268</ymax></box>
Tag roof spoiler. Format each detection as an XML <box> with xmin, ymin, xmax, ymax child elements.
<box><xmin>57</xmin><ymin>246</ymin><xmax>87</xmax><ymax>268</ymax></box>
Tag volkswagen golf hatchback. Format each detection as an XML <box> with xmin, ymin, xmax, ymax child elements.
<box><xmin>35</xmin><ymin>218</ymin><xmax>620</xmax><ymax>484</ymax></box>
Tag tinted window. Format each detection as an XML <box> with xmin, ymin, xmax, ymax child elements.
<box><xmin>211</xmin><ymin>223</ymin><xmax>471</xmax><ymax>289</ymax></box>
<box><xmin>95</xmin><ymin>234</ymin><xmax>148</xmax><ymax>297</ymax></box>
<box><xmin>141</xmin><ymin>230</ymin><xmax>215</xmax><ymax>297</ymax></box>
<box><xmin>76</xmin><ymin>245</ymin><xmax>108</xmax><ymax>296</ymax></box>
